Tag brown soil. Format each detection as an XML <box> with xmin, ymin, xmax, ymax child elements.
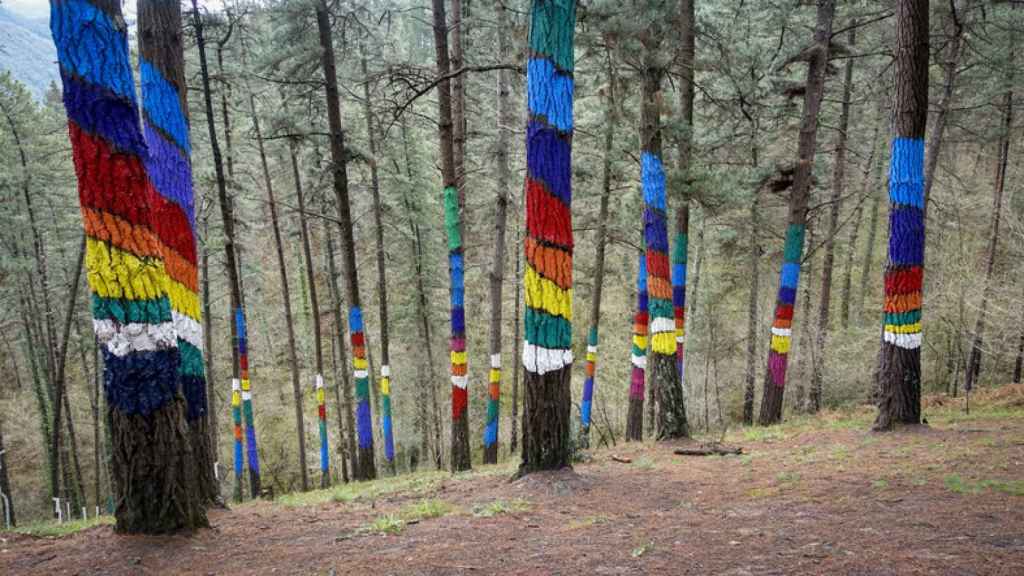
<box><xmin>3</xmin><ymin>412</ymin><xmax>1023</xmax><ymax>575</ymax></box>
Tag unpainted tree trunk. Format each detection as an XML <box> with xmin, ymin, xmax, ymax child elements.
<box><xmin>315</xmin><ymin>0</ymin><xmax>376</xmax><ymax>481</ymax></box>
<box><xmin>742</xmin><ymin>131</ymin><xmax>761</xmax><ymax>426</ymax></box>
<box><xmin>758</xmin><ymin>0</ymin><xmax>834</xmax><ymax>426</ymax></box>
<box><xmin>0</xmin><ymin>420</ymin><xmax>15</xmax><ymax>527</ymax></box>
<box><xmin>840</xmin><ymin>113</ymin><xmax>883</xmax><ymax>329</ymax></box>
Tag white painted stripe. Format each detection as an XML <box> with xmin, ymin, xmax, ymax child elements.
<box><xmin>521</xmin><ymin>342</ymin><xmax>573</xmax><ymax>375</ymax></box>
<box><xmin>490</xmin><ymin>353</ymin><xmax>501</xmax><ymax>369</ymax></box>
<box><xmin>631</xmin><ymin>354</ymin><xmax>647</xmax><ymax>369</ymax></box>
<box><xmin>93</xmin><ymin>319</ymin><xmax>177</xmax><ymax>357</ymax></box>
<box><xmin>354</xmin><ymin>369</ymin><xmax>368</xmax><ymax>379</ymax></box>
<box><xmin>241</xmin><ymin>391</ymin><xmax>252</xmax><ymax>401</ymax></box>
<box><xmin>232</xmin><ymin>378</ymin><xmax>240</xmax><ymax>391</ymax></box>
<box><xmin>451</xmin><ymin>375</ymin><xmax>469</xmax><ymax>389</ymax></box>
<box><xmin>380</xmin><ymin>364</ymin><xmax>391</xmax><ymax>377</ymax></box>
<box><xmin>676</xmin><ymin>336</ymin><xmax>685</xmax><ymax>343</ymax></box>
<box><xmin>771</xmin><ymin>327</ymin><xmax>792</xmax><ymax>337</ymax></box>
<box><xmin>884</xmin><ymin>331</ymin><xmax>922</xmax><ymax>350</ymax></box>
<box><xmin>650</xmin><ymin>317</ymin><xmax>675</xmax><ymax>334</ymax></box>
<box><xmin>315</xmin><ymin>374</ymin><xmax>324</xmax><ymax>389</ymax></box>
<box><xmin>586</xmin><ymin>345</ymin><xmax>598</xmax><ymax>353</ymax></box>
<box><xmin>172</xmin><ymin>311</ymin><xmax>203</xmax><ymax>350</ymax></box>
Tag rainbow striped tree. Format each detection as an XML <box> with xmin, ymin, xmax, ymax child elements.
<box><xmin>639</xmin><ymin>46</ymin><xmax>688</xmax><ymax>439</ymax></box>
<box><xmin>51</xmin><ymin>0</ymin><xmax>206</xmax><ymax>532</ymax></box>
<box><xmin>519</xmin><ymin>0</ymin><xmax>575</xmax><ymax>473</ymax></box>
<box><xmin>626</xmin><ymin>250</ymin><xmax>648</xmax><ymax>442</ymax></box>
<box><xmin>874</xmin><ymin>0</ymin><xmax>928</xmax><ymax>430</ymax></box>
<box><xmin>137</xmin><ymin>0</ymin><xmax>217</xmax><ymax>504</ymax></box>
<box><xmin>758</xmin><ymin>0</ymin><xmax>835</xmax><ymax>426</ymax></box>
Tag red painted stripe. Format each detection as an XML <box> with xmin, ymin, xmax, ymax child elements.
<box><xmin>775</xmin><ymin>304</ymin><xmax>794</xmax><ymax>321</ymax></box>
<box><xmin>646</xmin><ymin>251</ymin><xmax>670</xmax><ymax>279</ymax></box>
<box><xmin>884</xmin><ymin>267</ymin><xmax>923</xmax><ymax>295</ymax></box>
<box><xmin>452</xmin><ymin>386</ymin><xmax>468</xmax><ymax>419</ymax></box>
<box><xmin>526</xmin><ymin>178</ymin><xmax>573</xmax><ymax>247</ymax></box>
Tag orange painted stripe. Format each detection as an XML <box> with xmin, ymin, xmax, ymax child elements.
<box><xmin>352</xmin><ymin>346</ymin><xmax>366</xmax><ymax>359</ymax></box>
<box><xmin>773</xmin><ymin>318</ymin><xmax>792</xmax><ymax>329</ymax></box>
<box><xmin>884</xmin><ymin>291</ymin><xmax>922</xmax><ymax>313</ymax></box>
<box><xmin>452</xmin><ymin>363</ymin><xmax>468</xmax><ymax>376</ymax></box>
<box><xmin>633</xmin><ymin>324</ymin><xmax>649</xmax><ymax>335</ymax></box>
<box><xmin>524</xmin><ymin>237</ymin><xmax>572</xmax><ymax>289</ymax></box>
<box><xmin>648</xmin><ymin>277</ymin><xmax>672</xmax><ymax>300</ymax></box>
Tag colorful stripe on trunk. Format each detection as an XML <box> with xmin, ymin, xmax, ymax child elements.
<box><xmin>580</xmin><ymin>327</ymin><xmax>597</xmax><ymax>429</ymax></box>
<box><xmin>642</xmin><ymin>153</ymin><xmax>675</xmax><ymax>356</ymax></box>
<box><xmin>631</xmin><ymin>252</ymin><xmax>649</xmax><ymax>401</ymax></box>
<box><xmin>236</xmin><ymin>308</ymin><xmax>260</xmax><ymax>476</ymax></box>
<box><xmin>484</xmin><ymin>354</ymin><xmax>501</xmax><ymax>450</ymax></box>
<box><xmin>380</xmin><ymin>365</ymin><xmax>394</xmax><ymax>463</ymax></box>
<box><xmin>446</xmin><ymin>187</ymin><xmax>470</xmax><ymax>423</ymax></box>
<box><xmin>350</xmin><ymin>307</ymin><xmax>374</xmax><ymax>450</ymax></box>
<box><xmin>766</xmin><ymin>223</ymin><xmax>806</xmax><ymax>388</ymax></box>
<box><xmin>315</xmin><ymin>374</ymin><xmax>329</xmax><ymax>472</ymax></box>
<box><xmin>883</xmin><ymin>138</ymin><xmax>925</xmax><ymax>350</ymax></box>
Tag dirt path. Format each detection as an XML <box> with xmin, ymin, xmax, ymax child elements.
<box><xmin>3</xmin><ymin>411</ymin><xmax>1024</xmax><ymax>575</ymax></box>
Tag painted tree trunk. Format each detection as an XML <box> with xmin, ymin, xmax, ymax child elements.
<box><xmin>674</xmin><ymin>0</ymin><xmax>696</xmax><ymax>425</ymax></box>
<box><xmin>431</xmin><ymin>0</ymin><xmax>472</xmax><ymax>473</ymax></box>
<box><xmin>190</xmin><ymin>0</ymin><xmax>255</xmax><ymax>500</ymax></box>
<box><xmin>315</xmin><ymin>0</ymin><xmax>376</xmax><ymax>480</ymax></box>
<box><xmin>51</xmin><ymin>0</ymin><xmax>207</xmax><ymax>532</ymax></box>
<box><xmin>640</xmin><ymin>58</ymin><xmax>687</xmax><ymax>440</ymax></box>
<box><xmin>519</xmin><ymin>0</ymin><xmax>575</xmax><ymax>474</ymax></box>
<box><xmin>626</xmin><ymin>251</ymin><xmax>648</xmax><ymax>442</ymax></box>
<box><xmin>964</xmin><ymin>82</ymin><xmax>1014</xmax><ymax>393</ymax></box>
<box><xmin>580</xmin><ymin>50</ymin><xmax>616</xmax><ymax>448</ymax></box>
<box><xmin>809</xmin><ymin>24</ymin><xmax>857</xmax><ymax>413</ymax></box>
<box><xmin>758</xmin><ymin>0</ymin><xmax>834</xmax><ymax>426</ymax></box>
<box><xmin>483</xmin><ymin>0</ymin><xmax>514</xmax><ymax>465</ymax></box>
<box><xmin>874</xmin><ymin>0</ymin><xmax>929</xmax><ymax>431</ymax></box>
<box><xmin>325</xmin><ymin>231</ymin><xmax>358</xmax><ymax>481</ymax></box>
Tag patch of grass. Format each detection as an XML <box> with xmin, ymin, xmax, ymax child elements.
<box><xmin>944</xmin><ymin>475</ymin><xmax>1024</xmax><ymax>496</ymax></box>
<box><xmin>567</xmin><ymin>515</ymin><xmax>608</xmax><ymax>529</ymax></box>
<box><xmin>278</xmin><ymin>470</ymin><xmax>449</xmax><ymax>507</ymax></box>
<box><xmin>10</xmin><ymin>515</ymin><xmax>114</xmax><ymax>537</ymax></box>
<box><xmin>748</xmin><ymin>486</ymin><xmax>780</xmax><ymax>499</ymax></box>
<box><xmin>872</xmin><ymin>479</ymin><xmax>889</xmax><ymax>490</ymax></box>
<box><xmin>399</xmin><ymin>498</ymin><xmax>454</xmax><ymax>522</ymax></box>
<box><xmin>775</xmin><ymin>471</ymin><xmax>801</xmax><ymax>484</ymax></box>
<box><xmin>472</xmin><ymin>498</ymin><xmax>530</xmax><ymax>518</ymax></box>
<box><xmin>634</xmin><ymin>457</ymin><xmax>657</xmax><ymax>470</ymax></box>
<box><xmin>742</xmin><ymin>427</ymin><xmax>787</xmax><ymax>443</ymax></box>
<box><xmin>631</xmin><ymin>541</ymin><xmax>655</xmax><ymax>558</ymax></box>
<box><xmin>364</xmin><ymin>514</ymin><xmax>405</xmax><ymax>536</ymax></box>
<box><xmin>739</xmin><ymin>454</ymin><xmax>755</xmax><ymax>466</ymax></box>
<box><xmin>830</xmin><ymin>445</ymin><xmax>851</xmax><ymax>462</ymax></box>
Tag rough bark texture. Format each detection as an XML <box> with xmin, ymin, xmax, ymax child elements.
<box><xmin>0</xmin><ymin>420</ymin><xmax>14</xmax><ymax>527</ymax></box>
<box><xmin>191</xmin><ymin>0</ymin><xmax>255</xmax><ymax>500</ymax></box>
<box><xmin>874</xmin><ymin>0</ymin><xmax>929</xmax><ymax>431</ymax></box>
<box><xmin>519</xmin><ymin>0</ymin><xmax>575</xmax><ymax>474</ymax></box>
<box><xmin>432</xmin><ymin>0</ymin><xmax>471</xmax><ymax>473</ymax></box>
<box><xmin>809</xmin><ymin>24</ymin><xmax>856</xmax><ymax>413</ymax></box>
<box><xmin>758</xmin><ymin>0</ymin><xmax>834</xmax><ymax>426</ymax></box>
<box><xmin>52</xmin><ymin>0</ymin><xmax>208</xmax><ymax>532</ymax></box>
<box><xmin>315</xmin><ymin>0</ymin><xmax>376</xmax><ymax>480</ymax></box>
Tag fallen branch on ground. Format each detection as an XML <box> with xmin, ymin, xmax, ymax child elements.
<box><xmin>611</xmin><ymin>455</ymin><xmax>632</xmax><ymax>464</ymax></box>
<box><xmin>673</xmin><ymin>445</ymin><xmax>743</xmax><ymax>456</ymax></box>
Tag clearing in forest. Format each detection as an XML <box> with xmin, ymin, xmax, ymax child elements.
<box><xmin>3</xmin><ymin>387</ymin><xmax>1024</xmax><ymax>575</ymax></box>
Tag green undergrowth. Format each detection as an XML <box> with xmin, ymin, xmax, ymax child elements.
<box><xmin>943</xmin><ymin>474</ymin><xmax>1024</xmax><ymax>497</ymax></box>
<box><xmin>472</xmin><ymin>498</ymin><xmax>530</xmax><ymax>517</ymax></box>
<box><xmin>7</xmin><ymin>515</ymin><xmax>114</xmax><ymax>537</ymax></box>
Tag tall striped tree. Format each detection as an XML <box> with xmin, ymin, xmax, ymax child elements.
<box><xmin>51</xmin><ymin>0</ymin><xmax>207</xmax><ymax>532</ymax></box>
<box><xmin>626</xmin><ymin>250</ymin><xmax>648</xmax><ymax>442</ymax></box>
<box><xmin>758</xmin><ymin>0</ymin><xmax>835</xmax><ymax>426</ymax></box>
<box><xmin>520</xmin><ymin>0</ymin><xmax>575</xmax><ymax>473</ymax></box>
<box><xmin>315</xmin><ymin>0</ymin><xmax>375</xmax><ymax>479</ymax></box>
<box><xmin>137</xmin><ymin>0</ymin><xmax>217</xmax><ymax>504</ymax></box>
<box><xmin>875</xmin><ymin>0</ymin><xmax>929</xmax><ymax>429</ymax></box>
<box><xmin>432</xmin><ymin>0</ymin><xmax>472</xmax><ymax>472</ymax></box>
<box><xmin>639</xmin><ymin>13</ymin><xmax>688</xmax><ymax>439</ymax></box>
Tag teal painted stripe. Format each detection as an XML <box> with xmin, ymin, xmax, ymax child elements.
<box><xmin>524</xmin><ymin>307</ymin><xmax>572</xmax><ymax>349</ymax></box>
<box><xmin>783</xmin><ymin>224</ymin><xmax>806</xmax><ymax>263</ymax></box>
<box><xmin>92</xmin><ymin>294</ymin><xmax>172</xmax><ymax>325</ymax></box>
<box><xmin>884</xmin><ymin>310</ymin><xmax>921</xmax><ymax>326</ymax></box>
<box><xmin>178</xmin><ymin>340</ymin><xmax>204</xmax><ymax>378</ymax></box>
<box><xmin>529</xmin><ymin>0</ymin><xmax>576</xmax><ymax>72</ymax></box>
<box><xmin>649</xmin><ymin>298</ymin><xmax>673</xmax><ymax>320</ymax></box>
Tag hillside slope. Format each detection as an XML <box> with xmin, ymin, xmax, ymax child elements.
<box><xmin>0</xmin><ymin>7</ymin><xmax>58</xmax><ymax>99</ymax></box>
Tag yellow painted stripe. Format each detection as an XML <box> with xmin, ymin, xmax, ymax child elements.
<box><xmin>353</xmin><ymin>357</ymin><xmax>368</xmax><ymax>370</ymax></box>
<box><xmin>651</xmin><ymin>332</ymin><xmax>676</xmax><ymax>355</ymax></box>
<box><xmin>380</xmin><ymin>376</ymin><xmax>390</xmax><ymax>395</ymax></box>
<box><xmin>770</xmin><ymin>335</ymin><xmax>791</xmax><ymax>354</ymax></box>
<box><xmin>633</xmin><ymin>334</ymin><xmax>648</xmax><ymax>350</ymax></box>
<box><xmin>585</xmin><ymin>352</ymin><xmax>596</xmax><ymax>362</ymax></box>
<box><xmin>231</xmin><ymin>390</ymin><xmax>241</xmax><ymax>407</ymax></box>
<box><xmin>86</xmin><ymin>237</ymin><xmax>168</xmax><ymax>302</ymax></box>
<box><xmin>525</xmin><ymin>265</ymin><xmax>572</xmax><ymax>320</ymax></box>
<box><xmin>451</xmin><ymin>350</ymin><xmax>468</xmax><ymax>365</ymax></box>
<box><xmin>489</xmin><ymin>369</ymin><xmax>501</xmax><ymax>384</ymax></box>
<box><xmin>316</xmin><ymin>388</ymin><xmax>325</xmax><ymax>403</ymax></box>
<box><xmin>166</xmin><ymin>277</ymin><xmax>201</xmax><ymax>320</ymax></box>
<box><xmin>884</xmin><ymin>322</ymin><xmax>922</xmax><ymax>335</ymax></box>
<box><xmin>241</xmin><ymin>378</ymin><xmax>251</xmax><ymax>391</ymax></box>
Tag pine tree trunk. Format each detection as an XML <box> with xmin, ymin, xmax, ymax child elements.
<box><xmin>0</xmin><ymin>419</ymin><xmax>15</xmax><ymax>527</ymax></box>
<box><xmin>191</xmin><ymin>0</ymin><xmax>256</xmax><ymax>500</ymax></box>
<box><xmin>742</xmin><ymin>133</ymin><xmax>761</xmax><ymax>425</ymax></box>
<box><xmin>325</xmin><ymin>232</ymin><xmax>357</xmax><ymax>482</ymax></box>
<box><xmin>53</xmin><ymin>0</ymin><xmax>208</xmax><ymax>531</ymax></box>
<box><xmin>484</xmin><ymin>1</ymin><xmax>514</xmax><ymax>464</ymax></box>
<box><xmin>759</xmin><ymin>0</ymin><xmax>834</xmax><ymax>426</ymax></box>
<box><xmin>519</xmin><ymin>0</ymin><xmax>576</xmax><ymax>474</ymax></box>
<box><xmin>922</xmin><ymin>2</ymin><xmax>964</xmax><ymax>221</ymax></box>
<box><xmin>432</xmin><ymin>0</ymin><xmax>472</xmax><ymax>473</ymax></box>
<box><xmin>627</xmin><ymin>252</ymin><xmax>648</xmax><ymax>442</ymax></box>
<box><xmin>964</xmin><ymin>80</ymin><xmax>1014</xmax><ymax>393</ymax></box>
<box><xmin>315</xmin><ymin>0</ymin><xmax>376</xmax><ymax>481</ymax></box>
<box><xmin>510</xmin><ymin>184</ymin><xmax>523</xmax><ymax>455</ymax></box>
<box><xmin>809</xmin><ymin>24</ymin><xmax>857</xmax><ymax>413</ymax></box>
<box><xmin>874</xmin><ymin>0</ymin><xmax>929</xmax><ymax>431</ymax></box>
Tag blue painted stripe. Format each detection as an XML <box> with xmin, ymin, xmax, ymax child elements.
<box><xmin>356</xmin><ymin>398</ymin><xmax>373</xmax><ymax>449</ymax></box>
<box><xmin>235</xmin><ymin>308</ymin><xmax>247</xmax><ymax>340</ymax></box>
<box><xmin>779</xmin><ymin>286</ymin><xmax>798</xmax><ymax>306</ymax></box>
<box><xmin>245</xmin><ymin>425</ymin><xmax>260</xmax><ymax>474</ymax></box>
<box><xmin>888</xmin><ymin>205</ymin><xmax>925</xmax><ymax>266</ymax></box>
<box><xmin>101</xmin><ymin>347</ymin><xmax>179</xmax><ymax>416</ymax></box>
<box><xmin>449</xmin><ymin>252</ymin><xmax>465</xmax><ymax>307</ymax></box>
<box><xmin>889</xmin><ymin>137</ymin><xmax>925</xmax><ymax>209</ymax></box>
<box><xmin>349</xmin><ymin>306</ymin><xmax>364</xmax><ymax>333</ymax></box>
<box><xmin>180</xmin><ymin>374</ymin><xmax>207</xmax><ymax>422</ymax></box>
<box><xmin>51</xmin><ymin>0</ymin><xmax>136</xmax><ymax>101</ymax></box>
<box><xmin>672</xmin><ymin>286</ymin><xmax>685</xmax><ymax>308</ymax></box>
<box><xmin>580</xmin><ymin>399</ymin><xmax>592</xmax><ymax>427</ymax></box>
<box><xmin>638</xmin><ymin>253</ymin><xmax>648</xmax><ymax>291</ymax></box>
<box><xmin>527</xmin><ymin>58</ymin><xmax>574</xmax><ymax>132</ymax></box>
<box><xmin>61</xmin><ymin>72</ymin><xmax>147</xmax><ymax>156</ymax></box>
<box><xmin>382</xmin><ymin>412</ymin><xmax>394</xmax><ymax>461</ymax></box>
<box><xmin>643</xmin><ymin>209</ymin><xmax>669</xmax><ymax>253</ymax></box>
<box><xmin>320</xmin><ymin>431</ymin><xmax>329</xmax><ymax>471</ymax></box>
<box><xmin>452</xmin><ymin>306</ymin><xmax>466</xmax><ymax>334</ymax></box>
<box><xmin>780</xmin><ymin>262</ymin><xmax>801</xmax><ymax>289</ymax></box>
<box><xmin>140</xmin><ymin>59</ymin><xmax>191</xmax><ymax>155</ymax></box>
<box><xmin>637</xmin><ymin>292</ymin><xmax>649</xmax><ymax>312</ymax></box>
<box><xmin>144</xmin><ymin>122</ymin><xmax>195</xmax><ymax>226</ymax></box>
<box><xmin>234</xmin><ymin>438</ymin><xmax>243</xmax><ymax>476</ymax></box>
<box><xmin>641</xmin><ymin>152</ymin><xmax>666</xmax><ymax>211</ymax></box>
<box><xmin>526</xmin><ymin>120</ymin><xmax>571</xmax><ymax>205</ymax></box>
<box><xmin>672</xmin><ymin>263</ymin><xmax>686</xmax><ymax>285</ymax></box>
<box><xmin>484</xmin><ymin>419</ymin><xmax>498</xmax><ymax>446</ymax></box>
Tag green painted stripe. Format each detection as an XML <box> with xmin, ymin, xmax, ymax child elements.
<box><xmin>444</xmin><ymin>186</ymin><xmax>462</xmax><ymax>251</ymax></box>
<box><xmin>672</xmin><ymin>233</ymin><xmax>687</xmax><ymax>265</ymax></box>
<box><xmin>92</xmin><ymin>294</ymin><xmax>172</xmax><ymax>324</ymax></box>
<box><xmin>632</xmin><ymin>343</ymin><xmax>647</xmax><ymax>356</ymax></box>
<box><xmin>783</xmin><ymin>224</ymin><xmax>806</xmax><ymax>263</ymax></box>
<box><xmin>588</xmin><ymin>326</ymin><xmax>598</xmax><ymax>346</ymax></box>
<box><xmin>354</xmin><ymin>376</ymin><xmax>370</xmax><ymax>400</ymax></box>
<box><xmin>178</xmin><ymin>341</ymin><xmax>205</xmax><ymax>377</ymax></box>
<box><xmin>529</xmin><ymin>0</ymin><xmax>576</xmax><ymax>71</ymax></box>
<box><xmin>884</xmin><ymin>310</ymin><xmax>921</xmax><ymax>326</ymax></box>
<box><xmin>524</xmin><ymin>307</ymin><xmax>572</xmax><ymax>349</ymax></box>
<box><xmin>649</xmin><ymin>298</ymin><xmax>673</xmax><ymax>319</ymax></box>
<box><xmin>486</xmin><ymin>398</ymin><xmax>500</xmax><ymax>421</ymax></box>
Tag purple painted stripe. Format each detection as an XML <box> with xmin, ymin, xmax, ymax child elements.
<box><xmin>143</xmin><ymin>122</ymin><xmax>195</xmax><ymax>227</ymax></box>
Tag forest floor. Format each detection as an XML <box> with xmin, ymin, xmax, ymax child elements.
<box><xmin>3</xmin><ymin>387</ymin><xmax>1024</xmax><ymax>575</ymax></box>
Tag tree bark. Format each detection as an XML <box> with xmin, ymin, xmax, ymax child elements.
<box><xmin>874</xmin><ymin>0</ymin><xmax>929</xmax><ymax>431</ymax></box>
<box><xmin>759</xmin><ymin>0</ymin><xmax>834</xmax><ymax>426</ymax></box>
<box><xmin>315</xmin><ymin>0</ymin><xmax>376</xmax><ymax>481</ymax></box>
<box><xmin>922</xmin><ymin>0</ymin><xmax>964</xmax><ymax>222</ymax></box>
<box><xmin>325</xmin><ymin>231</ymin><xmax>357</xmax><ymax>482</ymax></box>
<box><xmin>0</xmin><ymin>420</ymin><xmax>14</xmax><ymax>527</ymax></box>
<box><xmin>627</xmin><ymin>251</ymin><xmax>648</xmax><ymax>442</ymax></box>
<box><xmin>519</xmin><ymin>0</ymin><xmax>576</xmax><ymax>474</ymax></box>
